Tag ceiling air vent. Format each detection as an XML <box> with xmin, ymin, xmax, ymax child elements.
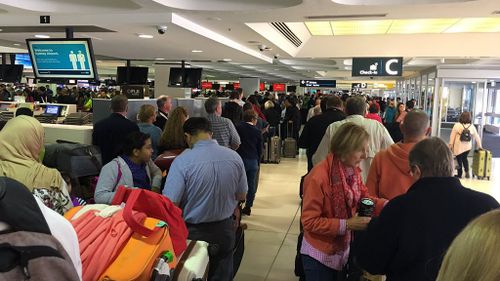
<box><xmin>305</xmin><ymin>13</ymin><xmax>387</xmax><ymax>20</ymax></box>
<box><xmin>271</xmin><ymin>22</ymin><xmax>302</xmax><ymax>48</ymax></box>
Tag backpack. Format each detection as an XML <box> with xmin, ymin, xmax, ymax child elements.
<box><xmin>0</xmin><ymin>177</ymin><xmax>80</xmax><ymax>281</ymax></box>
<box><xmin>460</xmin><ymin>124</ymin><xmax>472</xmax><ymax>142</ymax></box>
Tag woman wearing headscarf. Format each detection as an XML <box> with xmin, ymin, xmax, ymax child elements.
<box><xmin>0</xmin><ymin>116</ymin><xmax>72</xmax><ymax>214</ymax></box>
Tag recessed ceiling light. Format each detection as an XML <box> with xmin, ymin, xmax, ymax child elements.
<box><xmin>155</xmin><ymin>57</ymin><xmax>165</xmax><ymax>60</ymax></box>
<box><xmin>13</xmin><ymin>43</ymin><xmax>21</xmax><ymax>46</ymax></box>
<box><xmin>0</xmin><ymin>29</ymin><xmax>3</xmax><ymax>32</ymax></box>
<box><xmin>138</xmin><ymin>34</ymin><xmax>154</xmax><ymax>39</ymax></box>
<box><xmin>222</xmin><ymin>58</ymin><xmax>232</xmax><ymax>62</ymax></box>
<box><xmin>191</xmin><ymin>50</ymin><xmax>203</xmax><ymax>53</ymax></box>
<box><xmin>34</xmin><ymin>34</ymin><xmax>50</xmax><ymax>38</ymax></box>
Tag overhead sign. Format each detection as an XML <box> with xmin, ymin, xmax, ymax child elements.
<box><xmin>40</xmin><ymin>15</ymin><xmax>50</xmax><ymax>24</ymax></box>
<box><xmin>299</xmin><ymin>80</ymin><xmax>336</xmax><ymax>88</ymax></box>
<box><xmin>352</xmin><ymin>83</ymin><xmax>368</xmax><ymax>89</ymax></box>
<box><xmin>201</xmin><ymin>81</ymin><xmax>212</xmax><ymax>89</ymax></box>
<box><xmin>272</xmin><ymin>83</ymin><xmax>286</xmax><ymax>92</ymax></box>
<box><xmin>352</xmin><ymin>57</ymin><xmax>403</xmax><ymax>77</ymax></box>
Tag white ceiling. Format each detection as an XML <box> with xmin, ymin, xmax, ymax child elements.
<box><xmin>0</xmin><ymin>0</ymin><xmax>500</xmax><ymax>83</ymax></box>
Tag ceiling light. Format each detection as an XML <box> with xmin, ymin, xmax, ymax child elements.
<box><xmin>388</xmin><ymin>18</ymin><xmax>459</xmax><ymax>34</ymax></box>
<box><xmin>13</xmin><ymin>43</ymin><xmax>21</xmax><ymax>46</ymax></box>
<box><xmin>222</xmin><ymin>58</ymin><xmax>232</xmax><ymax>62</ymax></box>
<box><xmin>34</xmin><ymin>34</ymin><xmax>50</xmax><ymax>38</ymax></box>
<box><xmin>332</xmin><ymin>20</ymin><xmax>392</xmax><ymax>35</ymax></box>
<box><xmin>305</xmin><ymin>21</ymin><xmax>333</xmax><ymax>35</ymax></box>
<box><xmin>155</xmin><ymin>57</ymin><xmax>165</xmax><ymax>60</ymax></box>
<box><xmin>445</xmin><ymin>17</ymin><xmax>500</xmax><ymax>33</ymax></box>
<box><xmin>0</xmin><ymin>29</ymin><xmax>3</xmax><ymax>32</ymax></box>
<box><xmin>138</xmin><ymin>34</ymin><xmax>154</xmax><ymax>39</ymax></box>
<box><xmin>343</xmin><ymin>59</ymin><xmax>352</xmax><ymax>66</ymax></box>
<box><xmin>171</xmin><ymin>13</ymin><xmax>273</xmax><ymax>63</ymax></box>
<box><xmin>192</xmin><ymin>50</ymin><xmax>203</xmax><ymax>53</ymax></box>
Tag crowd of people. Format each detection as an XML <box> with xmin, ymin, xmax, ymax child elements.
<box><xmin>0</xmin><ymin>83</ymin><xmax>122</xmax><ymax>112</ymax></box>
<box><xmin>0</xmin><ymin>86</ymin><xmax>498</xmax><ymax>281</ymax></box>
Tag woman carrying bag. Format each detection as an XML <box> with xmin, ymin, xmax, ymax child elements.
<box><xmin>449</xmin><ymin>111</ymin><xmax>482</xmax><ymax>178</ymax></box>
<box><xmin>300</xmin><ymin>123</ymin><xmax>386</xmax><ymax>281</ymax></box>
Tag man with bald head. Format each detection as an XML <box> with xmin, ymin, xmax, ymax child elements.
<box><xmin>366</xmin><ymin>110</ymin><xmax>430</xmax><ymax>200</ymax></box>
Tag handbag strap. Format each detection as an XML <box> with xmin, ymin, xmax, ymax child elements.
<box><xmin>121</xmin><ymin>189</ymin><xmax>159</xmax><ymax>237</ymax></box>
<box><xmin>111</xmin><ymin>161</ymin><xmax>123</xmax><ymax>192</ymax></box>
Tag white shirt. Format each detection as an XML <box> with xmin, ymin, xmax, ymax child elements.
<box><xmin>312</xmin><ymin>115</ymin><xmax>394</xmax><ymax>182</ymax></box>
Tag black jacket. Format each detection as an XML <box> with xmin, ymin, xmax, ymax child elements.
<box><xmin>298</xmin><ymin>108</ymin><xmax>346</xmax><ymax>156</ymax></box>
<box><xmin>222</xmin><ymin>101</ymin><xmax>243</xmax><ymax>125</ymax></box>
<box><xmin>263</xmin><ymin>108</ymin><xmax>280</xmax><ymax>128</ymax></box>
<box><xmin>283</xmin><ymin>106</ymin><xmax>301</xmax><ymax>140</ymax></box>
<box><xmin>154</xmin><ymin>110</ymin><xmax>168</xmax><ymax>130</ymax></box>
<box><xmin>235</xmin><ymin>122</ymin><xmax>262</xmax><ymax>161</ymax></box>
<box><xmin>355</xmin><ymin>177</ymin><xmax>499</xmax><ymax>281</ymax></box>
<box><xmin>92</xmin><ymin>113</ymin><xmax>140</xmax><ymax>165</ymax></box>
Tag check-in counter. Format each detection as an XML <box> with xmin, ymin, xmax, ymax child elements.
<box><xmin>42</xmin><ymin>123</ymin><xmax>93</xmax><ymax>144</ymax></box>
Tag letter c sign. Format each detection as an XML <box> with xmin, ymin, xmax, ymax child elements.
<box><xmin>385</xmin><ymin>59</ymin><xmax>399</xmax><ymax>76</ymax></box>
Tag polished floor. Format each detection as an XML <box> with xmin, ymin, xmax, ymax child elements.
<box><xmin>235</xmin><ymin>152</ymin><xmax>500</xmax><ymax>281</ymax></box>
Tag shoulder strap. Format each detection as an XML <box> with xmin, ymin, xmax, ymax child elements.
<box><xmin>112</xmin><ymin>160</ymin><xmax>123</xmax><ymax>192</ymax></box>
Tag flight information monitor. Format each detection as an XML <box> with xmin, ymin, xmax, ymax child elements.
<box><xmin>26</xmin><ymin>38</ymin><xmax>98</xmax><ymax>80</ymax></box>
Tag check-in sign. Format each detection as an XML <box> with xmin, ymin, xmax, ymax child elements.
<box><xmin>352</xmin><ymin>57</ymin><xmax>403</xmax><ymax>77</ymax></box>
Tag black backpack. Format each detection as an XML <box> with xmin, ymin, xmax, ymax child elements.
<box><xmin>460</xmin><ymin>124</ymin><xmax>472</xmax><ymax>142</ymax></box>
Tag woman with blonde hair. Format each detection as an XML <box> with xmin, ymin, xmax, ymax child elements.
<box><xmin>437</xmin><ymin>209</ymin><xmax>500</xmax><ymax>281</ymax></box>
<box><xmin>138</xmin><ymin>104</ymin><xmax>162</xmax><ymax>159</ymax></box>
<box><xmin>158</xmin><ymin>106</ymin><xmax>189</xmax><ymax>153</ymax></box>
<box><xmin>301</xmin><ymin>122</ymin><xmax>386</xmax><ymax>280</ymax></box>
<box><xmin>0</xmin><ymin>116</ymin><xmax>72</xmax><ymax>214</ymax></box>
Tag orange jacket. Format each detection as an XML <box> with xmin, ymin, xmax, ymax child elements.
<box><xmin>301</xmin><ymin>154</ymin><xmax>386</xmax><ymax>255</ymax></box>
<box><xmin>366</xmin><ymin>142</ymin><xmax>416</xmax><ymax>200</ymax></box>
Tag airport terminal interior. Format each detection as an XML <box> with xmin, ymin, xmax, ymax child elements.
<box><xmin>1</xmin><ymin>0</ymin><xmax>500</xmax><ymax>280</ymax></box>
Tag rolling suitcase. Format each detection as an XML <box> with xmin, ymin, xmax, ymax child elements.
<box><xmin>283</xmin><ymin>122</ymin><xmax>297</xmax><ymax>158</ymax></box>
<box><xmin>472</xmin><ymin>149</ymin><xmax>492</xmax><ymax>180</ymax></box>
<box><xmin>268</xmin><ymin>134</ymin><xmax>281</xmax><ymax>164</ymax></box>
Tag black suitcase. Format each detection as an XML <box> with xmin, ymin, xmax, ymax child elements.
<box><xmin>43</xmin><ymin>140</ymin><xmax>102</xmax><ymax>178</ymax></box>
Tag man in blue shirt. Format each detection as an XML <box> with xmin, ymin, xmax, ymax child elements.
<box><xmin>163</xmin><ymin>117</ymin><xmax>247</xmax><ymax>281</ymax></box>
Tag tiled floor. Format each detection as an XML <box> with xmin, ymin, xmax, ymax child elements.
<box><xmin>235</xmin><ymin>152</ymin><xmax>500</xmax><ymax>281</ymax></box>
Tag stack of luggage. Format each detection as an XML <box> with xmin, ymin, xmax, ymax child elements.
<box><xmin>35</xmin><ymin>114</ymin><xmax>58</xmax><ymax>124</ymax></box>
<box><xmin>64</xmin><ymin>186</ymin><xmax>210</xmax><ymax>281</ymax></box>
<box><xmin>0</xmin><ymin>110</ymin><xmax>14</xmax><ymax>122</ymax></box>
<box><xmin>64</xmin><ymin>112</ymin><xmax>93</xmax><ymax>125</ymax></box>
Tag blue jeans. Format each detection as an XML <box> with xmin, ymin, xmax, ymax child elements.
<box><xmin>242</xmin><ymin>158</ymin><xmax>259</xmax><ymax>208</ymax></box>
<box><xmin>302</xmin><ymin>254</ymin><xmax>339</xmax><ymax>281</ymax></box>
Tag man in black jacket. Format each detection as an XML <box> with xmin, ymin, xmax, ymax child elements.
<box><xmin>153</xmin><ymin>95</ymin><xmax>172</xmax><ymax>130</ymax></box>
<box><xmin>282</xmin><ymin>95</ymin><xmax>301</xmax><ymax>142</ymax></box>
<box><xmin>355</xmin><ymin>137</ymin><xmax>499</xmax><ymax>281</ymax></box>
<box><xmin>298</xmin><ymin>96</ymin><xmax>346</xmax><ymax>171</ymax></box>
<box><xmin>92</xmin><ymin>95</ymin><xmax>139</xmax><ymax>165</ymax></box>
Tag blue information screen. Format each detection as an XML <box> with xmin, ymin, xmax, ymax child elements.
<box><xmin>27</xmin><ymin>39</ymin><xmax>97</xmax><ymax>79</ymax></box>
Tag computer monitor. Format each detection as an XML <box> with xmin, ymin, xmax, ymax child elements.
<box><xmin>0</xmin><ymin>65</ymin><xmax>24</xmax><ymax>82</ymax></box>
<box><xmin>45</xmin><ymin>105</ymin><xmax>61</xmax><ymax>116</ymax></box>
<box><xmin>116</xmin><ymin>66</ymin><xmax>149</xmax><ymax>85</ymax></box>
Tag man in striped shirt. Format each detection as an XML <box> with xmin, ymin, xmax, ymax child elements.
<box><xmin>205</xmin><ymin>97</ymin><xmax>241</xmax><ymax>150</ymax></box>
